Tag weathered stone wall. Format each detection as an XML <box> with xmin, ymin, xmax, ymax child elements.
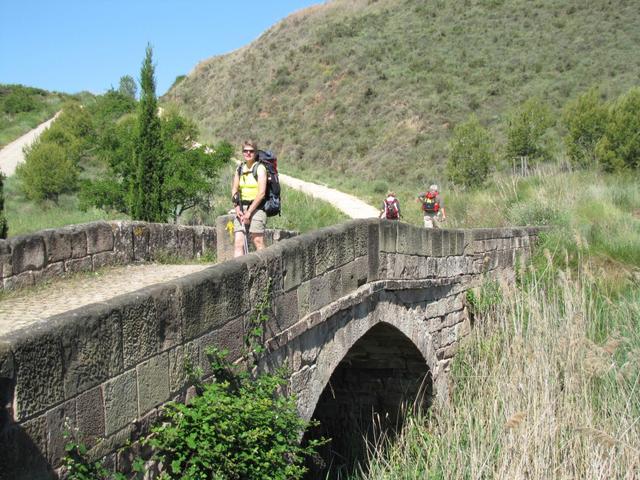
<box><xmin>0</xmin><ymin>218</ymin><xmax>297</xmax><ymax>292</ymax></box>
<box><xmin>0</xmin><ymin>220</ymin><xmax>543</xmax><ymax>479</ymax></box>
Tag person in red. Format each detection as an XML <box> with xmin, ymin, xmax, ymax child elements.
<box><xmin>379</xmin><ymin>191</ymin><xmax>401</xmax><ymax>220</ymax></box>
<box><xmin>417</xmin><ymin>184</ymin><xmax>446</xmax><ymax>228</ymax></box>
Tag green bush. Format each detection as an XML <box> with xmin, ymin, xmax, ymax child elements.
<box><xmin>446</xmin><ymin>115</ymin><xmax>494</xmax><ymax>189</ymax></box>
<box><xmin>562</xmin><ymin>87</ymin><xmax>608</xmax><ymax>169</ymax></box>
<box><xmin>17</xmin><ymin>141</ymin><xmax>78</xmax><ymax>202</ymax></box>
<box><xmin>595</xmin><ymin>87</ymin><xmax>640</xmax><ymax>172</ymax></box>
<box><xmin>504</xmin><ymin>97</ymin><xmax>554</xmax><ymax>164</ymax></box>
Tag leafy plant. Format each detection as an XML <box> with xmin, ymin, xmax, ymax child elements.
<box><xmin>595</xmin><ymin>86</ymin><xmax>640</xmax><ymax>172</ymax></box>
<box><xmin>446</xmin><ymin>115</ymin><xmax>494</xmax><ymax>189</ymax></box>
<box><xmin>504</xmin><ymin>97</ymin><xmax>554</xmax><ymax>165</ymax></box>
<box><xmin>562</xmin><ymin>87</ymin><xmax>608</xmax><ymax>169</ymax></box>
<box><xmin>16</xmin><ymin>140</ymin><xmax>78</xmax><ymax>202</ymax></box>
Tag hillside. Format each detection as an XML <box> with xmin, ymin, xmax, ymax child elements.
<box><xmin>164</xmin><ymin>0</ymin><xmax>640</xmax><ymax>186</ymax></box>
<box><xmin>0</xmin><ymin>84</ymin><xmax>82</xmax><ymax>147</ymax></box>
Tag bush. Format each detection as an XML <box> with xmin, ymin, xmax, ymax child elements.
<box><xmin>562</xmin><ymin>87</ymin><xmax>609</xmax><ymax>169</ymax></box>
<box><xmin>17</xmin><ymin>141</ymin><xmax>78</xmax><ymax>202</ymax></box>
<box><xmin>595</xmin><ymin>87</ymin><xmax>640</xmax><ymax>172</ymax></box>
<box><xmin>446</xmin><ymin>115</ymin><xmax>493</xmax><ymax>189</ymax></box>
<box><xmin>504</xmin><ymin>97</ymin><xmax>554</xmax><ymax>165</ymax></box>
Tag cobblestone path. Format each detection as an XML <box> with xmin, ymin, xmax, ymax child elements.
<box><xmin>0</xmin><ymin>263</ymin><xmax>210</xmax><ymax>337</ymax></box>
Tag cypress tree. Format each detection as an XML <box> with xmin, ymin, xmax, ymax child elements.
<box><xmin>0</xmin><ymin>173</ymin><xmax>8</xmax><ymax>239</ymax></box>
<box><xmin>132</xmin><ymin>44</ymin><xmax>165</xmax><ymax>222</ymax></box>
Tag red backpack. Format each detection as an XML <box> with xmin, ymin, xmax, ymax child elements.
<box><xmin>384</xmin><ymin>197</ymin><xmax>399</xmax><ymax>219</ymax></box>
<box><xmin>421</xmin><ymin>191</ymin><xmax>439</xmax><ymax>213</ymax></box>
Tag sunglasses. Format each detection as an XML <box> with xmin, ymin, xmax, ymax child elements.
<box><xmin>242</xmin><ymin>149</ymin><xmax>255</xmax><ymax>154</ymax></box>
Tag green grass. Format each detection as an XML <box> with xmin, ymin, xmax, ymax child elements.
<box><xmin>164</xmin><ymin>0</ymin><xmax>640</xmax><ymax>186</ymax></box>
<box><xmin>3</xmin><ymin>161</ymin><xmax>347</xmax><ymax>238</ymax></box>
<box><xmin>0</xmin><ymin>85</ymin><xmax>73</xmax><ymax>147</ymax></box>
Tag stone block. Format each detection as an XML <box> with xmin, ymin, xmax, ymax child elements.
<box><xmin>148</xmin><ymin>223</ymin><xmax>166</xmax><ymax>256</ymax></box>
<box><xmin>282</xmin><ymin>237</ymin><xmax>310</xmax><ymax>292</ymax></box>
<box><xmin>198</xmin><ymin>316</ymin><xmax>245</xmax><ymax>370</ymax></box>
<box><xmin>297</xmin><ymin>281</ymin><xmax>310</xmax><ymax>319</ymax></box>
<box><xmin>334</xmin><ymin>223</ymin><xmax>355</xmax><ymax>267</ymax></box>
<box><xmin>41</xmin><ymin>262</ymin><xmax>64</xmax><ymax>281</ymax></box>
<box><xmin>309</xmin><ymin>273</ymin><xmax>332</xmax><ymax>312</ymax></box>
<box><xmin>0</xmin><ymin>243</ymin><xmax>12</xmax><ymax>279</ymax></box>
<box><xmin>86</xmin><ymin>222</ymin><xmax>115</xmax><ymax>254</ymax></box>
<box><xmin>42</xmin><ymin>228</ymin><xmax>72</xmax><ymax>263</ymax></box>
<box><xmin>46</xmin><ymin>399</ymin><xmax>76</xmax><ymax>466</ymax></box>
<box><xmin>64</xmin><ymin>256</ymin><xmax>93</xmax><ymax>274</ymax></box>
<box><xmin>132</xmin><ymin>223</ymin><xmax>150</xmax><ymax>261</ymax></box>
<box><xmin>314</xmin><ymin>228</ymin><xmax>338</xmax><ymax>275</ymax></box>
<box><xmin>10</xmin><ymin>328</ymin><xmax>64</xmax><ymax>420</ymax></box>
<box><xmin>119</xmin><ymin>283</ymin><xmax>182</xmax><ymax>368</ymax></box>
<box><xmin>0</xmin><ymin>340</ymin><xmax>13</xmax><ymax>379</ymax></box>
<box><xmin>59</xmin><ymin>306</ymin><xmax>123</xmax><ymax>399</ymax></box>
<box><xmin>378</xmin><ymin>220</ymin><xmax>398</xmax><ymax>253</ymax></box>
<box><xmin>367</xmin><ymin>222</ymin><xmax>380</xmax><ymax>282</ymax></box>
<box><xmin>11</xmin><ymin>235</ymin><xmax>45</xmax><ymax>274</ymax></box>
<box><xmin>136</xmin><ymin>353</ymin><xmax>169</xmax><ymax>415</ymax></box>
<box><xmin>112</xmin><ymin>221</ymin><xmax>134</xmax><ymax>263</ymax></box>
<box><xmin>440</xmin><ymin>230</ymin><xmax>450</xmax><ymax>257</ymax></box>
<box><xmin>215</xmin><ymin>214</ymin><xmax>235</xmax><ymax>263</ymax></box>
<box><xmin>430</xmin><ymin>229</ymin><xmax>443</xmax><ymax>257</ymax></box>
<box><xmin>68</xmin><ymin>227</ymin><xmax>88</xmax><ymax>259</ymax></box>
<box><xmin>92</xmin><ymin>251</ymin><xmax>120</xmax><ymax>270</ymax></box>
<box><xmin>104</xmin><ymin>370</ymin><xmax>138</xmax><ymax>436</ymax></box>
<box><xmin>177</xmin><ymin>227</ymin><xmax>195</xmax><ymax>258</ymax></box>
<box><xmin>76</xmin><ymin>386</ymin><xmax>105</xmax><ymax>447</ymax></box>
<box><xmin>168</xmin><ymin>343</ymin><xmax>199</xmax><ymax>394</ymax></box>
<box><xmin>273</xmin><ymin>289</ymin><xmax>299</xmax><ymax>334</ymax></box>
<box><xmin>3</xmin><ymin>271</ymin><xmax>35</xmax><ymax>290</ymax></box>
<box><xmin>0</xmin><ymin>415</ymin><xmax>51</xmax><ymax>480</ymax></box>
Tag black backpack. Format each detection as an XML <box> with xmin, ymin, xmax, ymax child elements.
<box><xmin>237</xmin><ymin>150</ymin><xmax>281</xmax><ymax>217</ymax></box>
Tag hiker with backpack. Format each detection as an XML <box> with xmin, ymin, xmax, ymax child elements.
<box><xmin>379</xmin><ymin>191</ymin><xmax>401</xmax><ymax>220</ymax></box>
<box><xmin>417</xmin><ymin>184</ymin><xmax>446</xmax><ymax>228</ymax></box>
<box><xmin>231</xmin><ymin>140</ymin><xmax>268</xmax><ymax>257</ymax></box>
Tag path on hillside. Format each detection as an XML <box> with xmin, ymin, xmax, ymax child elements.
<box><xmin>0</xmin><ymin>119</ymin><xmax>379</xmax><ymax>337</ymax></box>
<box><xmin>0</xmin><ymin>112</ymin><xmax>61</xmax><ymax>176</ymax></box>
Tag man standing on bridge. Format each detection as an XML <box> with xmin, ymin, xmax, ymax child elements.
<box><xmin>231</xmin><ymin>140</ymin><xmax>268</xmax><ymax>257</ymax></box>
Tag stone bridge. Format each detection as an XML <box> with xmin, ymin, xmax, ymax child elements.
<box><xmin>0</xmin><ymin>219</ymin><xmax>542</xmax><ymax>479</ymax></box>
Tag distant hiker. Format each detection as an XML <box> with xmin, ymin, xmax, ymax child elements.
<box><xmin>379</xmin><ymin>191</ymin><xmax>401</xmax><ymax>220</ymax></box>
<box><xmin>417</xmin><ymin>184</ymin><xmax>446</xmax><ymax>228</ymax></box>
<box><xmin>231</xmin><ymin>140</ymin><xmax>267</xmax><ymax>257</ymax></box>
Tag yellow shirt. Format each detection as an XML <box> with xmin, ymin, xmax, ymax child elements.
<box><xmin>238</xmin><ymin>162</ymin><xmax>266</xmax><ymax>202</ymax></box>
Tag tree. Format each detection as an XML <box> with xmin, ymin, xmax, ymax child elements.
<box><xmin>16</xmin><ymin>141</ymin><xmax>78</xmax><ymax>202</ymax></box>
<box><xmin>0</xmin><ymin>173</ymin><xmax>8</xmax><ymax>239</ymax></box>
<box><xmin>562</xmin><ymin>87</ymin><xmax>608</xmax><ymax>169</ymax></box>
<box><xmin>446</xmin><ymin>115</ymin><xmax>493</xmax><ymax>189</ymax></box>
<box><xmin>595</xmin><ymin>87</ymin><xmax>640</xmax><ymax>172</ymax></box>
<box><xmin>132</xmin><ymin>44</ymin><xmax>166</xmax><ymax>222</ymax></box>
<box><xmin>118</xmin><ymin>75</ymin><xmax>137</xmax><ymax>100</ymax></box>
<box><xmin>504</xmin><ymin>97</ymin><xmax>554</xmax><ymax>165</ymax></box>
<box><xmin>161</xmin><ymin>111</ymin><xmax>232</xmax><ymax>221</ymax></box>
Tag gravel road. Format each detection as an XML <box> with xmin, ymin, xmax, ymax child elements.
<box><xmin>0</xmin><ymin>112</ymin><xmax>61</xmax><ymax>176</ymax></box>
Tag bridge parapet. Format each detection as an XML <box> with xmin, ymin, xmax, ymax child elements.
<box><xmin>0</xmin><ymin>219</ymin><xmax>543</xmax><ymax>479</ymax></box>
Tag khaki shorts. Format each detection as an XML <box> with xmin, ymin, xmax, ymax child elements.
<box><xmin>423</xmin><ymin>214</ymin><xmax>438</xmax><ymax>228</ymax></box>
<box><xmin>234</xmin><ymin>207</ymin><xmax>267</xmax><ymax>234</ymax></box>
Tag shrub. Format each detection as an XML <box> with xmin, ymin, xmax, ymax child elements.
<box><xmin>562</xmin><ymin>87</ymin><xmax>609</xmax><ymax>169</ymax></box>
<box><xmin>17</xmin><ymin>141</ymin><xmax>78</xmax><ymax>202</ymax></box>
<box><xmin>446</xmin><ymin>115</ymin><xmax>493</xmax><ymax>189</ymax></box>
<box><xmin>504</xmin><ymin>97</ymin><xmax>554</xmax><ymax>165</ymax></box>
<box><xmin>595</xmin><ymin>87</ymin><xmax>640</xmax><ymax>172</ymax></box>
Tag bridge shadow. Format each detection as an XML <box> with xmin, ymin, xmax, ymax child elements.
<box><xmin>302</xmin><ymin>323</ymin><xmax>433</xmax><ymax>480</ymax></box>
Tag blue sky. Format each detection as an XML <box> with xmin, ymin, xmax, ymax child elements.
<box><xmin>0</xmin><ymin>1</ymin><xmax>322</xmax><ymax>96</ymax></box>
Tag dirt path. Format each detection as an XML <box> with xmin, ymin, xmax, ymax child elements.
<box><xmin>279</xmin><ymin>173</ymin><xmax>379</xmax><ymax>219</ymax></box>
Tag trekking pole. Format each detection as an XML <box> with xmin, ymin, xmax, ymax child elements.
<box><xmin>242</xmin><ymin>222</ymin><xmax>249</xmax><ymax>255</ymax></box>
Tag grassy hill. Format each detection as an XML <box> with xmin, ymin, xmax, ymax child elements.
<box><xmin>164</xmin><ymin>0</ymin><xmax>640</xmax><ymax>188</ymax></box>
<box><xmin>0</xmin><ymin>84</ymin><xmax>84</xmax><ymax>147</ymax></box>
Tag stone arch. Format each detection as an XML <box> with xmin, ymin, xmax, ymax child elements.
<box><xmin>292</xmin><ymin>293</ymin><xmax>442</xmax><ymax>423</ymax></box>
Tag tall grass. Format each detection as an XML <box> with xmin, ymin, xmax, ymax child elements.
<box><xmin>361</xmin><ymin>250</ymin><xmax>640</xmax><ymax>479</ymax></box>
